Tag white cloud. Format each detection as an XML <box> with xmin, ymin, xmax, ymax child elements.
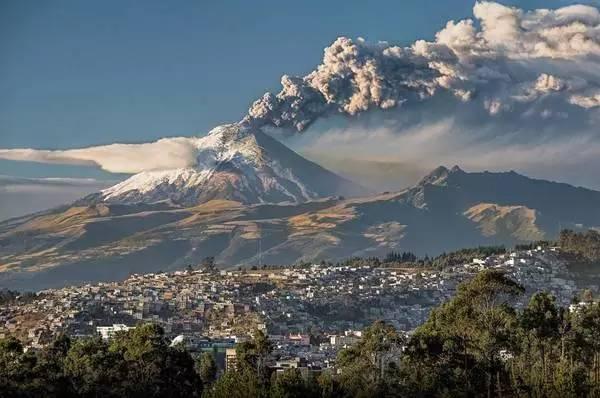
<box><xmin>0</xmin><ymin>137</ymin><xmax>202</xmax><ymax>174</ymax></box>
<box><xmin>569</xmin><ymin>90</ymin><xmax>600</xmax><ymax>107</ymax></box>
<box><xmin>0</xmin><ymin>175</ymin><xmax>113</xmax><ymax>189</ymax></box>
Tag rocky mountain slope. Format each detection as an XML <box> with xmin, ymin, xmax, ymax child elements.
<box><xmin>1</xmin><ymin>166</ymin><xmax>599</xmax><ymax>290</ymax></box>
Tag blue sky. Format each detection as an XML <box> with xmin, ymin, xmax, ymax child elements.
<box><xmin>0</xmin><ymin>0</ymin><xmax>588</xmax><ymax>178</ymax></box>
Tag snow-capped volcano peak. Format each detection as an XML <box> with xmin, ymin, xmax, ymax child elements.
<box><xmin>97</xmin><ymin>123</ymin><xmax>366</xmax><ymax>206</ymax></box>
<box><xmin>193</xmin><ymin>123</ymin><xmax>266</xmax><ymax>167</ymax></box>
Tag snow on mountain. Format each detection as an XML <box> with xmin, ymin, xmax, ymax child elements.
<box><xmin>95</xmin><ymin>123</ymin><xmax>367</xmax><ymax>206</ymax></box>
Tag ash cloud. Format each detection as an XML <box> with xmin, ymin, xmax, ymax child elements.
<box><xmin>245</xmin><ymin>1</ymin><xmax>600</xmax><ymax>132</ymax></box>
<box><xmin>243</xmin><ymin>1</ymin><xmax>600</xmax><ymax>190</ymax></box>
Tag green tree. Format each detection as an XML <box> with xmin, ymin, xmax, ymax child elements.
<box><xmin>201</xmin><ymin>257</ymin><xmax>216</xmax><ymax>272</ymax></box>
<box><xmin>0</xmin><ymin>337</ymin><xmax>30</xmax><ymax>397</ymax></box>
<box><xmin>196</xmin><ymin>351</ymin><xmax>218</xmax><ymax>385</ymax></box>
<box><xmin>270</xmin><ymin>369</ymin><xmax>315</xmax><ymax>398</ymax></box>
<box><xmin>63</xmin><ymin>337</ymin><xmax>125</xmax><ymax>397</ymax></box>
<box><xmin>108</xmin><ymin>323</ymin><xmax>202</xmax><ymax>397</ymax></box>
<box><xmin>236</xmin><ymin>330</ymin><xmax>272</xmax><ymax>381</ymax></box>
<box><xmin>573</xmin><ymin>302</ymin><xmax>600</xmax><ymax>395</ymax></box>
<box><xmin>206</xmin><ymin>367</ymin><xmax>268</xmax><ymax>398</ymax></box>
<box><xmin>335</xmin><ymin>321</ymin><xmax>403</xmax><ymax>397</ymax></box>
<box><xmin>518</xmin><ymin>292</ymin><xmax>560</xmax><ymax>392</ymax></box>
<box><xmin>404</xmin><ymin>270</ymin><xmax>524</xmax><ymax>397</ymax></box>
<box><xmin>31</xmin><ymin>334</ymin><xmax>74</xmax><ymax>397</ymax></box>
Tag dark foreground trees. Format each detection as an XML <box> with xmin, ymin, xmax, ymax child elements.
<box><xmin>0</xmin><ymin>323</ymin><xmax>202</xmax><ymax>398</ymax></box>
<box><xmin>2</xmin><ymin>270</ymin><xmax>600</xmax><ymax>397</ymax></box>
<box><xmin>399</xmin><ymin>271</ymin><xmax>600</xmax><ymax>397</ymax></box>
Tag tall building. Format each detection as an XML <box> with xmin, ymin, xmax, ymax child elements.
<box><xmin>225</xmin><ymin>348</ymin><xmax>238</xmax><ymax>372</ymax></box>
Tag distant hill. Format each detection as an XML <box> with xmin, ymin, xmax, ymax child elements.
<box><xmin>1</xmin><ymin>166</ymin><xmax>599</xmax><ymax>290</ymax></box>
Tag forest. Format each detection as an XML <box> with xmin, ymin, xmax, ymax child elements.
<box><xmin>1</xmin><ymin>270</ymin><xmax>600</xmax><ymax>397</ymax></box>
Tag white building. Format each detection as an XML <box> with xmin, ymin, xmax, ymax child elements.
<box><xmin>96</xmin><ymin>324</ymin><xmax>135</xmax><ymax>340</ymax></box>
<box><xmin>330</xmin><ymin>334</ymin><xmax>359</xmax><ymax>347</ymax></box>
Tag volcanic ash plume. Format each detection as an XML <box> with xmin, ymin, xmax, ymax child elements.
<box><xmin>244</xmin><ymin>1</ymin><xmax>600</xmax><ymax>132</ymax></box>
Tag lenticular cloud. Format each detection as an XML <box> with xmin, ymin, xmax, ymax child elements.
<box><xmin>0</xmin><ymin>137</ymin><xmax>201</xmax><ymax>174</ymax></box>
<box><xmin>245</xmin><ymin>1</ymin><xmax>600</xmax><ymax>131</ymax></box>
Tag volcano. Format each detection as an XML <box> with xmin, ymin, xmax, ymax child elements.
<box><xmin>82</xmin><ymin>123</ymin><xmax>367</xmax><ymax>206</ymax></box>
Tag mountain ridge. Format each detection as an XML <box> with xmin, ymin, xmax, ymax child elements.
<box><xmin>1</xmin><ymin>166</ymin><xmax>599</xmax><ymax>290</ymax></box>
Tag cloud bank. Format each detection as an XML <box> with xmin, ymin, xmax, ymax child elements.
<box><xmin>0</xmin><ymin>176</ymin><xmax>115</xmax><ymax>221</ymax></box>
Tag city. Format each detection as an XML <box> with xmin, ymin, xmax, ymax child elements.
<box><xmin>1</xmin><ymin>245</ymin><xmax>587</xmax><ymax>373</ymax></box>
